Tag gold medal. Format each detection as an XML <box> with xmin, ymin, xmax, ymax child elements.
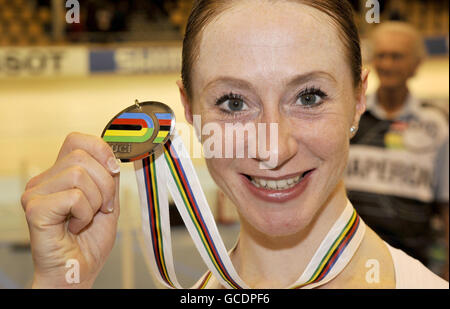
<box><xmin>101</xmin><ymin>100</ymin><xmax>176</xmax><ymax>162</ymax></box>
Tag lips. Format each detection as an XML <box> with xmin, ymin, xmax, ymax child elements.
<box><xmin>240</xmin><ymin>169</ymin><xmax>315</xmax><ymax>203</ymax></box>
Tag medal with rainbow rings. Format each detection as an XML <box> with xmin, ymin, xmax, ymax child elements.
<box><xmin>101</xmin><ymin>100</ymin><xmax>176</xmax><ymax>162</ymax></box>
<box><xmin>102</xmin><ymin>101</ymin><xmax>366</xmax><ymax>289</ymax></box>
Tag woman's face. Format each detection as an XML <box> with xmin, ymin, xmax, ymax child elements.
<box><xmin>185</xmin><ymin>1</ymin><xmax>364</xmax><ymax>236</ymax></box>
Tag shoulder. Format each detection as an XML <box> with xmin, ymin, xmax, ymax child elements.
<box><xmin>419</xmin><ymin>101</ymin><xmax>449</xmax><ymax>122</ymax></box>
<box><xmin>386</xmin><ymin>243</ymin><xmax>449</xmax><ymax>289</ymax></box>
<box><xmin>413</xmin><ymin>100</ymin><xmax>449</xmax><ymax>137</ymax></box>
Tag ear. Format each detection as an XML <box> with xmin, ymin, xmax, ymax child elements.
<box><xmin>176</xmin><ymin>79</ymin><xmax>193</xmax><ymax>125</ymax></box>
<box><xmin>352</xmin><ymin>68</ymin><xmax>369</xmax><ymax>130</ymax></box>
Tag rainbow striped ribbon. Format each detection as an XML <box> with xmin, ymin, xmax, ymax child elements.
<box><xmin>135</xmin><ymin>133</ymin><xmax>245</xmax><ymax>289</ymax></box>
<box><xmin>134</xmin><ymin>132</ymin><xmax>366</xmax><ymax>289</ymax></box>
<box><xmin>196</xmin><ymin>205</ymin><xmax>363</xmax><ymax>289</ymax></box>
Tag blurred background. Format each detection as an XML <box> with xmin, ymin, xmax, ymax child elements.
<box><xmin>0</xmin><ymin>0</ymin><xmax>448</xmax><ymax>288</ymax></box>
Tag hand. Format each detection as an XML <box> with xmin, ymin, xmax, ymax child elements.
<box><xmin>21</xmin><ymin>132</ymin><xmax>121</xmax><ymax>288</ymax></box>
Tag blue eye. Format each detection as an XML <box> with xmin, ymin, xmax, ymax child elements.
<box><xmin>216</xmin><ymin>93</ymin><xmax>249</xmax><ymax>113</ymax></box>
<box><xmin>296</xmin><ymin>87</ymin><xmax>327</xmax><ymax>107</ymax></box>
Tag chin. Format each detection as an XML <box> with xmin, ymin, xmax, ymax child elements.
<box><xmin>233</xmin><ymin>175</ymin><xmax>322</xmax><ymax>238</ymax></box>
<box><xmin>248</xmin><ymin>206</ymin><xmax>316</xmax><ymax>237</ymax></box>
<box><xmin>379</xmin><ymin>79</ymin><xmax>404</xmax><ymax>89</ymax></box>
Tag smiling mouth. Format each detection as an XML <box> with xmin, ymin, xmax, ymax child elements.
<box><xmin>242</xmin><ymin>170</ymin><xmax>314</xmax><ymax>191</ymax></box>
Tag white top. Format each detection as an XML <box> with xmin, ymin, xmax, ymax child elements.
<box><xmin>386</xmin><ymin>243</ymin><xmax>449</xmax><ymax>289</ymax></box>
<box><xmin>196</xmin><ymin>242</ymin><xmax>449</xmax><ymax>289</ymax></box>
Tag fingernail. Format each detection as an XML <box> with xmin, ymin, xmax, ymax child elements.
<box><xmin>107</xmin><ymin>200</ymin><xmax>114</xmax><ymax>213</ymax></box>
<box><xmin>107</xmin><ymin>157</ymin><xmax>120</xmax><ymax>174</ymax></box>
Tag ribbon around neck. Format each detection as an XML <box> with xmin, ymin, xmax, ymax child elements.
<box><xmin>134</xmin><ymin>132</ymin><xmax>366</xmax><ymax>289</ymax></box>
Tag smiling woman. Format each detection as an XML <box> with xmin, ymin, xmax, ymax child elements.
<box><xmin>20</xmin><ymin>0</ymin><xmax>448</xmax><ymax>289</ymax></box>
<box><xmin>174</xmin><ymin>0</ymin><xmax>375</xmax><ymax>289</ymax></box>
<box><xmin>176</xmin><ymin>0</ymin><xmax>448</xmax><ymax>289</ymax></box>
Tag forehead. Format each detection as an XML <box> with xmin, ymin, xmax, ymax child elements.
<box><xmin>373</xmin><ymin>30</ymin><xmax>415</xmax><ymax>53</ymax></box>
<box><xmin>194</xmin><ymin>1</ymin><xmax>349</xmax><ymax>89</ymax></box>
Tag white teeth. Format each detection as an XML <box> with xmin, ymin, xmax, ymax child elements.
<box><xmin>277</xmin><ymin>180</ymin><xmax>287</xmax><ymax>189</ymax></box>
<box><xmin>251</xmin><ymin>180</ymin><xmax>261</xmax><ymax>188</ymax></box>
<box><xmin>249</xmin><ymin>174</ymin><xmax>305</xmax><ymax>190</ymax></box>
<box><xmin>267</xmin><ymin>180</ymin><xmax>277</xmax><ymax>190</ymax></box>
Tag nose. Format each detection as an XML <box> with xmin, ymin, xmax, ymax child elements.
<box><xmin>254</xmin><ymin>109</ymin><xmax>298</xmax><ymax>170</ymax></box>
<box><xmin>375</xmin><ymin>53</ymin><xmax>397</xmax><ymax>71</ymax></box>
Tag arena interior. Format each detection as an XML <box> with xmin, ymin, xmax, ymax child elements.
<box><xmin>0</xmin><ymin>0</ymin><xmax>448</xmax><ymax>288</ymax></box>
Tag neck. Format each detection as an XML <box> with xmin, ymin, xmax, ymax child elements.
<box><xmin>377</xmin><ymin>85</ymin><xmax>409</xmax><ymax>118</ymax></box>
<box><xmin>231</xmin><ymin>181</ymin><xmax>349</xmax><ymax>288</ymax></box>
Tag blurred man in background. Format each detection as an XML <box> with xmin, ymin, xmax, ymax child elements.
<box><xmin>346</xmin><ymin>22</ymin><xmax>449</xmax><ymax>279</ymax></box>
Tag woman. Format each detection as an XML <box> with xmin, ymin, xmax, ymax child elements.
<box><xmin>21</xmin><ymin>0</ymin><xmax>448</xmax><ymax>289</ymax></box>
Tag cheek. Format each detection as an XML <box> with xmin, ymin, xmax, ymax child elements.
<box><xmin>204</xmin><ymin>157</ymin><xmax>227</xmax><ymax>195</ymax></box>
<box><xmin>293</xmin><ymin>114</ymin><xmax>350</xmax><ymax>162</ymax></box>
<box><xmin>291</xmin><ymin>112</ymin><xmax>351</xmax><ymax>190</ymax></box>
<box><xmin>205</xmin><ymin>156</ymin><xmax>236</xmax><ymax>190</ymax></box>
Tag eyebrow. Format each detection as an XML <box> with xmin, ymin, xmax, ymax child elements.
<box><xmin>202</xmin><ymin>71</ymin><xmax>337</xmax><ymax>93</ymax></box>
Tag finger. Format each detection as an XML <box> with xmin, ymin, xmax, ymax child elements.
<box><xmin>57</xmin><ymin>132</ymin><xmax>120</xmax><ymax>174</ymax></box>
<box><xmin>29</xmin><ymin>149</ymin><xmax>116</xmax><ymax>213</ymax></box>
<box><xmin>22</xmin><ymin>166</ymin><xmax>103</xmax><ymax>216</ymax></box>
<box><xmin>110</xmin><ymin>173</ymin><xmax>120</xmax><ymax>217</ymax></box>
<box><xmin>26</xmin><ymin>133</ymin><xmax>120</xmax><ymax>191</ymax></box>
<box><xmin>25</xmin><ymin>189</ymin><xmax>94</xmax><ymax>235</ymax></box>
